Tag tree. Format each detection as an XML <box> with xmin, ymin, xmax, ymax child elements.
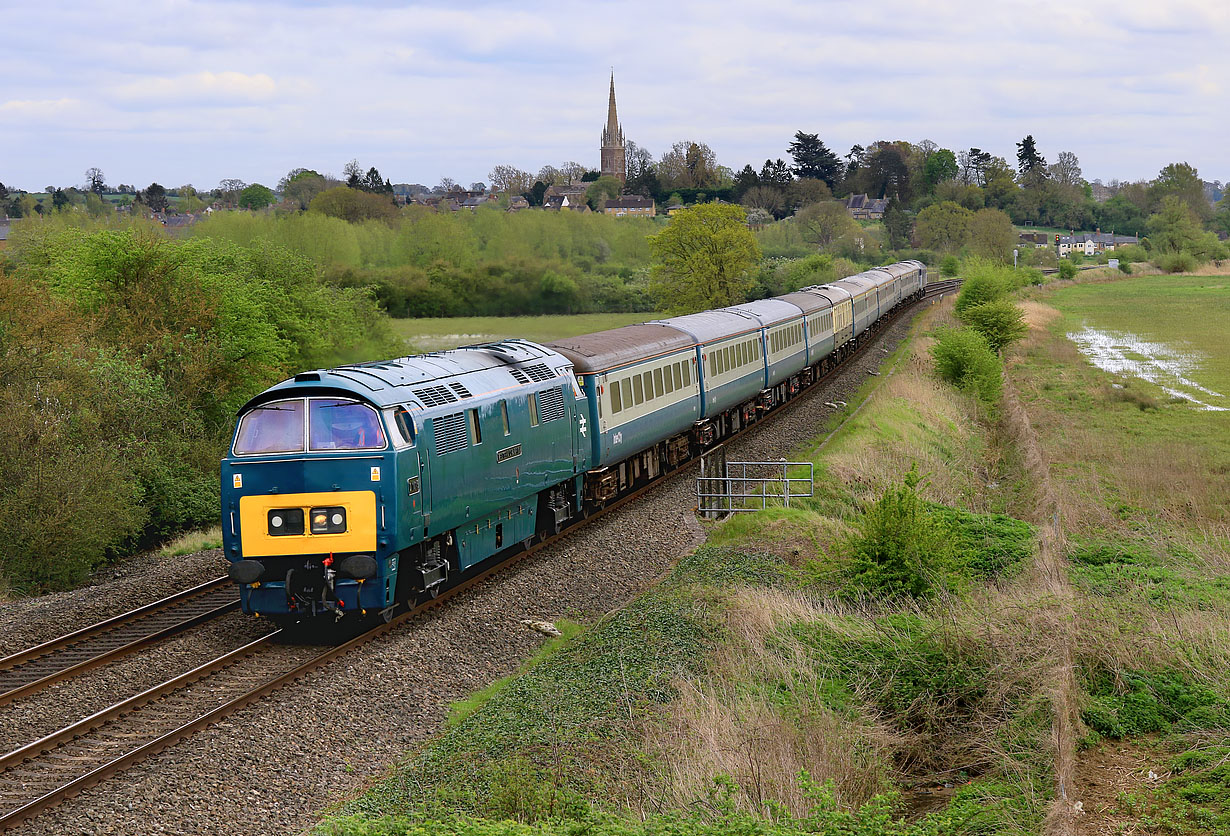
<box><xmin>866</xmin><ymin>143</ymin><xmax>912</xmax><ymax>201</ymax></box>
<box><xmin>343</xmin><ymin>159</ymin><xmax>364</xmax><ymax>190</ymax></box>
<box><xmin>967</xmin><ymin>208</ymin><xmax>1016</xmax><ymax>261</ymax></box>
<box><xmin>732</xmin><ymin>165</ymin><xmax>759</xmax><ymax>201</ymax></box>
<box><xmin>436</xmin><ymin>177</ymin><xmax>458</xmax><ymax>193</ymax></box>
<box><xmin>915</xmin><ymin>201</ymin><xmax>973</xmax><ymax>252</ymax></box>
<box><xmin>658</xmin><ymin>140</ymin><xmax>718</xmax><ymax>190</ymax></box>
<box><xmin>585</xmin><ymin>175</ymin><xmax>622</xmax><ymax>210</ymax></box>
<box><xmin>1147</xmin><ymin>196</ymin><xmax>1203</xmax><ymax>253</ymax></box>
<box><xmin>363</xmin><ymin>167</ymin><xmax>393</xmax><ymax>194</ymax></box>
<box><xmin>177</xmin><ymin>184</ymin><xmax>206</xmax><ymax>214</ymax></box>
<box><xmin>238</xmin><ymin>183</ymin><xmax>276</xmax><ymax>210</ymax></box>
<box><xmin>741</xmin><ymin>185</ymin><xmax>785</xmax><ymax>219</ymax></box>
<box><xmin>1048</xmin><ymin>151</ymin><xmax>1083</xmax><ymax>188</ymax></box>
<box><xmin>883</xmin><ymin>198</ymin><xmax>912</xmax><ymax>249</ymax></box>
<box><xmin>794</xmin><ymin>201</ymin><xmax>859</xmax><ymax>249</ymax></box>
<box><xmin>1150</xmin><ymin>162</ymin><xmax>1210</xmax><ymax>221</ymax></box>
<box><xmin>0</xmin><ymin>181</ymin><xmax>8</xmax><ymax>202</ymax></box>
<box><xmin>759</xmin><ymin>158</ymin><xmax>793</xmax><ymax>189</ymax></box>
<box><xmin>84</xmin><ymin>167</ymin><xmax>106</xmax><ymax>195</ymax></box>
<box><xmin>535</xmin><ymin>165</ymin><xmax>564</xmax><ymax>186</ymax></box>
<box><xmin>489</xmin><ymin>165</ymin><xmax>532</xmax><ymax>194</ymax></box>
<box><xmin>625</xmin><ymin>163</ymin><xmax>660</xmax><ymax>199</ymax></box>
<box><xmin>85</xmin><ymin>192</ymin><xmax>109</xmax><ymax>218</ymax></box>
<box><xmin>647</xmin><ymin>203</ymin><xmax>761</xmax><ymax>314</ymax></box>
<box><xmin>625</xmin><ymin>141</ymin><xmax>654</xmax><ymax>181</ymax></box>
<box><xmin>560</xmin><ymin>161</ymin><xmax>586</xmax><ymax>184</ymax></box>
<box><xmin>527</xmin><ymin>181</ymin><xmax>548</xmax><ymax>207</ymax></box>
<box><xmin>309</xmin><ymin>186</ymin><xmax>398</xmax><ymax>222</ymax></box>
<box><xmin>959</xmin><ymin>148</ymin><xmax>993</xmax><ymax>185</ymax></box>
<box><xmin>141</xmin><ymin>182</ymin><xmax>168</xmax><ymax>212</ymax></box>
<box><xmin>785</xmin><ymin>178</ymin><xmax>832</xmax><ymax>212</ymax></box>
<box><xmin>787</xmin><ymin>131</ymin><xmax>841</xmax><ymax>187</ymax></box>
<box><xmin>959</xmin><ymin>299</ymin><xmax>1027</xmax><ymax>352</ymax></box>
<box><xmin>217</xmin><ymin>179</ymin><xmax>246</xmax><ymax>206</ymax></box>
<box><xmin>51</xmin><ymin>188</ymin><xmax>70</xmax><ymax>212</ymax></box>
<box><xmin>922</xmin><ymin>149</ymin><xmax>958</xmax><ymax>191</ymax></box>
<box><xmin>1015</xmin><ymin>135</ymin><xmax>1046</xmax><ymax>176</ymax></box>
<box><xmin>280</xmin><ymin>169</ymin><xmax>331</xmax><ymax>211</ymax></box>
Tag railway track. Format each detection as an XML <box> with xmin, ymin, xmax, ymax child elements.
<box><xmin>0</xmin><ymin>282</ymin><xmax>957</xmax><ymax>831</ymax></box>
<box><xmin>0</xmin><ymin>577</ymin><xmax>237</xmax><ymax>707</ymax></box>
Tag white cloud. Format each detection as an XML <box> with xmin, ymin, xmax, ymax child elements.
<box><xmin>111</xmin><ymin>71</ymin><xmax>281</xmax><ymax>104</ymax></box>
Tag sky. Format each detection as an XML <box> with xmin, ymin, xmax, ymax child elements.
<box><xmin>3</xmin><ymin>0</ymin><xmax>1227</xmax><ymax>193</ymax></box>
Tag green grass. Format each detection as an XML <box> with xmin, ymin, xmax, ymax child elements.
<box><xmin>157</xmin><ymin>526</ymin><xmax>222</xmax><ymax>557</ymax></box>
<box><xmin>389</xmin><ymin>312</ymin><xmax>661</xmax><ymax>352</ymax></box>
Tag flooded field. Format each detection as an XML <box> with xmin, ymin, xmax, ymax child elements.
<box><xmin>1068</xmin><ymin>325</ymin><xmax>1227</xmax><ymax>411</ymax></box>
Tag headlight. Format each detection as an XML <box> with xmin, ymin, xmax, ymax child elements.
<box><xmin>310</xmin><ymin>506</ymin><xmax>347</xmax><ymax>534</ymax></box>
<box><xmin>268</xmin><ymin>508</ymin><xmax>305</xmax><ymax>536</ymax></box>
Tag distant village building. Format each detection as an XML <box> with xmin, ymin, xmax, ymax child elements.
<box><xmin>600</xmin><ymin>73</ymin><xmax>626</xmax><ymax>184</ymax></box>
<box><xmin>844</xmin><ymin>194</ymin><xmax>888</xmax><ymax>220</ymax></box>
<box><xmin>1057</xmin><ymin>231</ymin><xmax>1139</xmax><ymax>257</ymax></box>
<box><xmin>544</xmin><ymin>194</ymin><xmax>590</xmax><ymax>212</ymax></box>
<box><xmin>603</xmin><ymin>196</ymin><xmax>654</xmax><ymax>217</ymax></box>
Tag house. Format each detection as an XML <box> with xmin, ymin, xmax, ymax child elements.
<box><xmin>1057</xmin><ymin>231</ymin><xmax>1139</xmax><ymax>257</ymax></box>
<box><xmin>506</xmin><ymin>195</ymin><xmax>530</xmax><ymax>212</ymax></box>
<box><xmin>1018</xmin><ymin>232</ymin><xmax>1049</xmax><ymax>247</ymax></box>
<box><xmin>545</xmin><ymin>194</ymin><xmax>591</xmax><ymax>212</ymax></box>
<box><xmin>844</xmin><ymin>194</ymin><xmax>888</xmax><ymax>220</ymax></box>
<box><xmin>602</xmin><ymin>196</ymin><xmax>655</xmax><ymax>217</ymax></box>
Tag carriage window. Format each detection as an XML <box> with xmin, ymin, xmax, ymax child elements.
<box><xmin>642</xmin><ymin>371</ymin><xmax>653</xmax><ymax>400</ymax></box>
<box><xmin>664</xmin><ymin>366</ymin><xmax>675</xmax><ymax>394</ymax></box>
<box><xmin>620</xmin><ymin>378</ymin><xmax>632</xmax><ymax>411</ymax></box>
<box><xmin>308</xmin><ymin>399</ymin><xmax>385</xmax><ymax>451</ymax></box>
<box><xmin>673</xmin><ymin>363</ymin><xmax>683</xmax><ymax>390</ymax></box>
<box><xmin>468</xmin><ymin>409</ymin><xmax>482</xmax><ymax>444</ymax></box>
<box><xmin>654</xmin><ymin>367</ymin><xmax>664</xmax><ymax>397</ymax></box>
<box><xmin>683</xmin><ymin>361</ymin><xmax>692</xmax><ymax>387</ymax></box>
<box><xmin>529</xmin><ymin>393</ymin><xmax>539</xmax><ymax>426</ymax></box>
<box><xmin>633</xmin><ymin>375</ymin><xmax>644</xmax><ymax>405</ymax></box>
<box><xmin>610</xmin><ymin>379</ymin><xmax>623</xmax><ymax>413</ymax></box>
<box><xmin>500</xmin><ymin>401</ymin><xmax>511</xmax><ymax>435</ymax></box>
<box><xmin>234</xmin><ymin>399</ymin><xmax>304</xmax><ymax>455</ymax></box>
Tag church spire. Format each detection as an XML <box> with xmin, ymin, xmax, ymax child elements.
<box><xmin>600</xmin><ymin>72</ymin><xmax>626</xmax><ymax>183</ymax></box>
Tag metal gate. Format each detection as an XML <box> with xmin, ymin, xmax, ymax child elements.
<box><xmin>697</xmin><ymin>459</ymin><xmax>813</xmax><ymax>515</ymax></box>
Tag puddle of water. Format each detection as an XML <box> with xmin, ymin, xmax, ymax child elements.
<box><xmin>1067</xmin><ymin>325</ymin><xmax>1228</xmax><ymax>411</ymax></box>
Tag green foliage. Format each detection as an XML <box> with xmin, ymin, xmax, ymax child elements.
<box><xmin>310</xmin><ymin>186</ymin><xmax>400</xmax><ymax>222</ymax></box>
<box><xmin>0</xmin><ymin>222</ymin><xmax>394</xmax><ymax>591</ymax></box>
<box><xmin>927</xmin><ymin>504</ymin><xmax>1034</xmax><ymax>578</ymax></box>
<box><xmin>966</xmin><ymin>208</ymin><xmax>1016</xmax><ymax>262</ymax></box>
<box><xmin>1057</xmin><ymin>260</ymin><xmax>1078</xmax><ymax>280</ymax></box>
<box><xmin>648</xmin><ymin>204</ymin><xmax>761</xmax><ymax>314</ymax></box>
<box><xmin>842</xmin><ymin>468</ymin><xmax>953</xmax><ymax>598</ymax></box>
<box><xmin>929</xmin><ymin>327</ymin><xmax>1002</xmax><ymax>406</ymax></box>
<box><xmin>1082</xmin><ymin>670</ymin><xmax>1230</xmax><ymax>739</ymax></box>
<box><xmin>952</xmin><ymin>259</ymin><xmax>1014</xmax><ymax>316</ymax></box>
<box><xmin>939</xmin><ymin>254</ymin><xmax>960</xmax><ymax>277</ymax></box>
<box><xmin>915</xmin><ymin>201</ymin><xmax>972</xmax><ymax>252</ymax></box>
<box><xmin>238</xmin><ymin>183</ymin><xmax>275</xmax><ymax>210</ymax></box>
<box><xmin>957</xmin><ymin>298</ymin><xmax>1027</xmax><ymax>352</ymax></box>
<box><xmin>1156</xmin><ymin>251</ymin><xmax>1198</xmax><ymax>274</ymax></box>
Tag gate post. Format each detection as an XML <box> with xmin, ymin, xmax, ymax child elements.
<box><xmin>698</xmin><ymin>443</ymin><xmax>728</xmax><ymax>519</ymax></box>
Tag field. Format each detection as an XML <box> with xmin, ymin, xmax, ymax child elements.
<box><xmin>1012</xmin><ymin>273</ymin><xmax>1230</xmax><ymax>833</ymax></box>
<box><xmin>389</xmin><ymin>312</ymin><xmax>661</xmax><ymax>353</ymax></box>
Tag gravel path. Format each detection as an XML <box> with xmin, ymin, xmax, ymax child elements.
<box><xmin>7</xmin><ymin>300</ymin><xmax>934</xmax><ymax>836</ymax></box>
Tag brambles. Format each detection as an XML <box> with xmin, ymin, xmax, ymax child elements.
<box><xmin>930</xmin><ymin>326</ymin><xmax>1002</xmax><ymax>406</ymax></box>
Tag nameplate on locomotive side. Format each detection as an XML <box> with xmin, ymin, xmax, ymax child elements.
<box><xmin>496</xmin><ymin>443</ymin><xmax>522</xmax><ymax>463</ymax></box>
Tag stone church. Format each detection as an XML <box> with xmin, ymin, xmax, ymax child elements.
<box><xmin>600</xmin><ymin>73</ymin><xmax>626</xmax><ymax>184</ymax></box>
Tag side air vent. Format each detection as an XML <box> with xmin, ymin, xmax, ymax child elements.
<box><xmin>538</xmin><ymin>387</ymin><xmax>566</xmax><ymax>422</ymax></box>
<box><xmin>294</xmin><ymin>372</ymin><xmax>320</xmax><ymax>382</ymax></box>
<box><xmin>523</xmin><ymin>363</ymin><xmax>556</xmax><ymax>382</ymax></box>
<box><xmin>448</xmin><ymin>381</ymin><xmax>473</xmax><ymax>399</ymax></box>
<box><xmin>413</xmin><ymin>385</ymin><xmax>458</xmax><ymax>407</ymax></box>
<box><xmin>508</xmin><ymin>367</ymin><xmax>530</xmax><ymax>385</ymax></box>
<box><xmin>434</xmin><ymin>412</ymin><xmax>468</xmax><ymax>454</ymax></box>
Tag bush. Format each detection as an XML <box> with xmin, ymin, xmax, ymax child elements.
<box><xmin>952</xmin><ymin>258</ymin><xmax>1015</xmax><ymax>316</ymax></box>
<box><xmin>1057</xmin><ymin>260</ymin><xmax>1078</xmax><ymax>280</ymax></box>
<box><xmin>1155</xmin><ymin>251</ymin><xmax>1198</xmax><ymax>273</ymax></box>
<box><xmin>940</xmin><ymin>254</ymin><xmax>960</xmax><ymax>276</ymax></box>
<box><xmin>842</xmin><ymin>468</ymin><xmax>953</xmax><ymax>598</ymax></box>
<box><xmin>957</xmin><ymin>298</ymin><xmax>1027</xmax><ymax>352</ymax></box>
<box><xmin>930</xmin><ymin>327</ymin><xmax>1002</xmax><ymax>406</ymax></box>
<box><xmin>1118</xmin><ymin>260</ymin><xmax>1133</xmax><ymax>274</ymax></box>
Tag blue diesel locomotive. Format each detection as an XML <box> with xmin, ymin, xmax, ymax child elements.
<box><xmin>220</xmin><ymin>260</ymin><xmax>926</xmax><ymax>623</ymax></box>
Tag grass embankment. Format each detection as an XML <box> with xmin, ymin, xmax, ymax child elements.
<box><xmin>320</xmin><ymin>300</ymin><xmax>1067</xmax><ymax>836</ymax></box>
<box><xmin>390</xmin><ymin>312</ymin><xmax>660</xmax><ymax>353</ymax></box>
<box><xmin>1011</xmin><ymin>274</ymin><xmax>1230</xmax><ymax>833</ymax></box>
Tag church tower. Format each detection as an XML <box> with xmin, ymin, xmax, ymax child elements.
<box><xmin>600</xmin><ymin>73</ymin><xmax>626</xmax><ymax>184</ymax></box>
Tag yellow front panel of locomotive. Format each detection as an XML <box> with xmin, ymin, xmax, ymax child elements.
<box><xmin>239</xmin><ymin>491</ymin><xmax>377</xmax><ymax>557</ymax></box>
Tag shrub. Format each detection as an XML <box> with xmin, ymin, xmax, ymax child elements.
<box><xmin>952</xmin><ymin>258</ymin><xmax>1013</xmax><ymax>315</ymax></box>
<box><xmin>1118</xmin><ymin>260</ymin><xmax>1133</xmax><ymax>274</ymax></box>
<box><xmin>1155</xmin><ymin>251</ymin><xmax>1197</xmax><ymax>273</ymax></box>
<box><xmin>957</xmin><ymin>298</ymin><xmax>1027</xmax><ymax>352</ymax></box>
<box><xmin>1057</xmin><ymin>260</ymin><xmax>1078</xmax><ymax>280</ymax></box>
<box><xmin>842</xmin><ymin>467</ymin><xmax>953</xmax><ymax>598</ymax></box>
<box><xmin>940</xmin><ymin>254</ymin><xmax>960</xmax><ymax>276</ymax></box>
<box><xmin>930</xmin><ymin>327</ymin><xmax>1002</xmax><ymax>406</ymax></box>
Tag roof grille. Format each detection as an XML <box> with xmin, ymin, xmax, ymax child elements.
<box><xmin>434</xmin><ymin>412</ymin><xmax>468</xmax><ymax>454</ymax></box>
<box><xmin>448</xmin><ymin>381</ymin><xmax>473</xmax><ymax>399</ymax></box>
<box><xmin>508</xmin><ymin>367</ymin><xmax>530</xmax><ymax>385</ymax></box>
<box><xmin>523</xmin><ymin>363</ymin><xmax>556</xmax><ymax>382</ymax></box>
<box><xmin>538</xmin><ymin>387</ymin><xmax>566</xmax><ymax>422</ymax></box>
<box><xmin>413</xmin><ymin>385</ymin><xmax>458</xmax><ymax>407</ymax></box>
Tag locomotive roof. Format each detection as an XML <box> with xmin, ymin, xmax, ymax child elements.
<box><xmin>775</xmin><ymin>291</ymin><xmax>834</xmax><ymax>315</ymax></box>
<box><xmin>651</xmin><ymin>309</ymin><xmax>761</xmax><ymax>343</ymax></box>
<box><xmin>828</xmin><ymin>275</ymin><xmax>878</xmax><ymax>295</ymax></box>
<box><xmin>238</xmin><ymin>339</ymin><xmax>572</xmax><ymax>414</ymax></box>
<box><xmin>723</xmin><ymin>298</ymin><xmax>804</xmax><ymax>326</ymax></box>
<box><xmin>546</xmin><ymin>323</ymin><xmax>694</xmax><ymax>374</ymax></box>
<box><xmin>798</xmin><ymin>283</ymin><xmax>853</xmax><ymax>305</ymax></box>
